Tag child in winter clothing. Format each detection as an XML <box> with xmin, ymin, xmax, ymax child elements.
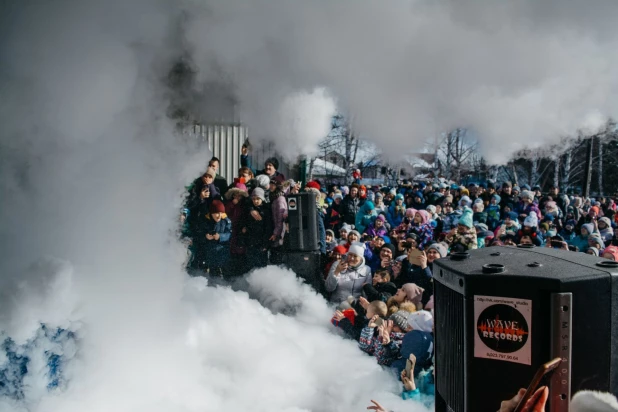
<box><xmin>391</xmin><ymin>310</ymin><xmax>434</xmax><ymax>377</ymax></box>
<box><xmin>325</xmin><ymin>229</ymin><xmax>337</xmax><ymax>252</ymax></box>
<box><xmin>196</xmin><ymin>200</ymin><xmax>232</xmax><ymax>275</ymax></box>
<box><xmin>363</xmin><ymin>269</ymin><xmax>398</xmax><ymax>303</ymax></box>
<box><xmin>365</xmin><ymin>214</ymin><xmax>389</xmax><ymax>238</ymax></box>
<box><xmin>355</xmin><ymin>201</ymin><xmax>377</xmax><ymax>234</ymax></box>
<box><xmin>242</xmin><ymin>188</ymin><xmax>272</xmax><ymax>270</ymax></box>
<box><xmin>445</xmin><ymin>207</ymin><xmax>478</xmax><ymax>251</ymax></box>
<box><xmin>486</xmin><ymin>194</ymin><xmax>501</xmax><ymax>230</ymax></box>
<box><xmin>387</xmin><ymin>194</ymin><xmax>406</xmax><ymax>228</ymax></box>
<box><xmin>332</xmin><ymin>300</ymin><xmax>387</xmax><ymax>342</ymax></box>
<box><xmin>598</xmin><ymin>217</ymin><xmax>615</xmax><ymax>243</ymax></box>
<box><xmin>360</xmin><ymin>310</ymin><xmax>409</xmax><ymax>365</ymax></box>
<box><xmin>409</xmin><ymin>210</ymin><xmax>434</xmax><ymax>250</ymax></box>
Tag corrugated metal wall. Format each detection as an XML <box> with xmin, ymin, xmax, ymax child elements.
<box><xmin>188</xmin><ymin>124</ymin><xmax>247</xmax><ymax>181</ymax></box>
<box><xmin>185</xmin><ymin>123</ymin><xmax>297</xmax><ymax>182</ymax></box>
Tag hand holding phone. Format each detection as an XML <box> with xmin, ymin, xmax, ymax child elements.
<box><xmin>512</xmin><ymin>358</ymin><xmax>561</xmax><ymax>412</ymax></box>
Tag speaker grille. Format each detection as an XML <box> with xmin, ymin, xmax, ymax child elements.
<box><xmin>435</xmin><ymin>281</ymin><xmax>465</xmax><ymax>412</ymax></box>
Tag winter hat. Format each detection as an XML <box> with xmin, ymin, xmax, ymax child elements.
<box><xmin>376</xmin><ymin>214</ymin><xmax>386</xmax><ymax>222</ymax></box>
<box><xmin>492</xmin><ymin>194</ymin><xmax>501</xmax><ymax>203</ymax></box>
<box><xmin>600</xmin><ymin>217</ymin><xmax>612</xmax><ymax>228</ymax></box>
<box><xmin>395</xmin><ymin>193</ymin><xmax>404</xmax><ymax>202</ymax></box>
<box><xmin>450</xmin><ymin>183</ymin><xmax>460</xmax><ymax>190</ymax></box>
<box><xmin>459</xmin><ymin>195</ymin><xmax>472</xmax><ymax>207</ymax></box>
<box><xmin>381</xmin><ymin>243</ymin><xmax>396</xmax><ymax>256</ymax></box>
<box><xmin>389</xmin><ymin>311</ymin><xmax>411</xmax><ymax>331</ymax></box>
<box><xmin>506</xmin><ymin>211</ymin><xmax>519</xmax><ymax>221</ymax></box>
<box><xmin>513</xmin><ymin>185</ymin><xmax>521</xmax><ymax>192</ymax></box>
<box><xmin>209</xmin><ymin>200</ymin><xmax>225</xmax><ymax>214</ymax></box>
<box><xmin>265</xmin><ymin>157</ymin><xmax>279</xmax><ymax>170</ymax></box>
<box><xmin>427</xmin><ymin>242</ymin><xmax>447</xmax><ymax>258</ymax></box>
<box><xmin>416</xmin><ymin>210</ymin><xmax>430</xmax><ymax>225</ymax></box>
<box><xmin>251</xmin><ymin>187</ymin><xmax>266</xmax><ymax>201</ymax></box>
<box><xmin>603</xmin><ymin>246</ymin><xmax>618</xmax><ymax>262</ymax></box>
<box><xmin>405</xmin><ymin>208</ymin><xmax>417</xmax><ymax>218</ymax></box>
<box><xmin>306</xmin><ymin>180</ymin><xmax>321</xmax><ymax>190</ymax></box>
<box><xmin>521</xmin><ymin>184</ymin><xmax>531</xmax><ymax>190</ymax></box>
<box><xmin>524</xmin><ymin>211</ymin><xmax>539</xmax><ymax>227</ymax></box>
<box><xmin>204</xmin><ymin>168</ymin><xmax>216</xmax><ymax>179</ymax></box>
<box><xmin>375</xmin><ymin>191</ymin><xmax>384</xmax><ymax>199</ymax></box>
<box><xmin>458</xmin><ymin>207</ymin><xmax>474</xmax><ymax>228</ymax></box>
<box><xmin>333</xmin><ymin>192</ymin><xmax>343</xmax><ymax>200</ymax></box>
<box><xmin>326</xmin><ymin>229</ymin><xmax>335</xmax><ymax>238</ymax></box>
<box><xmin>571</xmin><ymin>390</ymin><xmax>618</xmax><ymax>412</ymax></box>
<box><xmin>225</xmin><ymin>182</ymin><xmax>249</xmax><ymax>199</ymax></box>
<box><xmin>590</xmin><ymin>206</ymin><xmax>600</xmax><ymax>215</ymax></box>
<box><xmin>589</xmin><ymin>233</ymin><xmax>605</xmax><ymax>249</ymax></box>
<box><xmin>475</xmin><ymin>223</ymin><xmax>489</xmax><ymax>232</ymax></box>
<box><xmin>540</xmin><ymin>222</ymin><xmax>550</xmax><ymax>232</ymax></box>
<box><xmin>407</xmin><ymin>310</ymin><xmax>433</xmax><ymax>332</ymax></box>
<box><xmin>521</xmin><ymin>190</ymin><xmax>535</xmax><ymax>201</ymax></box>
<box><xmin>255</xmin><ymin>175</ymin><xmax>271</xmax><ymax>190</ymax></box>
<box><xmin>426</xmin><ymin>205</ymin><xmax>437</xmax><ymax>214</ymax></box>
<box><xmin>340</xmin><ymin>223</ymin><xmax>352</xmax><ymax>233</ymax></box>
<box><xmin>332</xmin><ymin>245</ymin><xmax>347</xmax><ymax>255</ymax></box>
<box><xmin>367</xmin><ymin>191</ymin><xmax>375</xmax><ymax>202</ymax></box>
<box><xmin>582</xmin><ymin>223</ymin><xmax>595</xmax><ymax>236</ymax></box>
<box><xmin>341</xmin><ymin>186</ymin><xmax>350</xmax><ymax>196</ymax></box>
<box><xmin>348</xmin><ymin>230</ymin><xmax>361</xmax><ymax>239</ymax></box>
<box><xmin>401</xmin><ymin>283</ymin><xmax>424</xmax><ymax>307</ymax></box>
<box><xmin>460</xmin><ymin>188</ymin><xmax>470</xmax><ymax>197</ymax></box>
<box><xmin>347</xmin><ymin>242</ymin><xmax>365</xmax><ymax>258</ymax></box>
<box><xmin>364</xmin><ymin>201</ymin><xmax>375</xmax><ymax>212</ymax></box>
<box><xmin>588</xmin><ymin>247</ymin><xmax>600</xmax><ymax>257</ymax></box>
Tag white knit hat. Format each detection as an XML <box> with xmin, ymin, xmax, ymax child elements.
<box><xmin>255</xmin><ymin>175</ymin><xmax>270</xmax><ymax>190</ymax></box>
<box><xmin>348</xmin><ymin>242</ymin><xmax>365</xmax><ymax>258</ymax></box>
<box><xmin>571</xmin><ymin>390</ymin><xmax>618</xmax><ymax>412</ymax></box>
<box><xmin>524</xmin><ymin>211</ymin><xmax>539</xmax><ymax>227</ymax></box>
<box><xmin>407</xmin><ymin>310</ymin><xmax>433</xmax><ymax>332</ymax></box>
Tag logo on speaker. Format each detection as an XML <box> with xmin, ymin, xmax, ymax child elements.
<box><xmin>474</xmin><ymin>295</ymin><xmax>532</xmax><ymax>365</ymax></box>
<box><xmin>288</xmin><ymin>198</ymin><xmax>297</xmax><ymax>210</ymax></box>
<box><xmin>477</xmin><ymin>304</ymin><xmax>529</xmax><ymax>353</ymax></box>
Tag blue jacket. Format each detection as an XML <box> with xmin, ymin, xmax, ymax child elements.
<box><xmin>199</xmin><ymin>216</ymin><xmax>232</xmax><ymax>267</ymax></box>
<box><xmin>355</xmin><ymin>201</ymin><xmax>377</xmax><ymax>234</ymax></box>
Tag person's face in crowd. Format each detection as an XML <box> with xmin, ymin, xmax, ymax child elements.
<box><xmin>406</xmin><ymin>238</ymin><xmax>418</xmax><ymax>250</ymax></box>
<box><xmin>414</xmin><ymin>195</ymin><xmax>422</xmax><ymax>204</ymax></box>
<box><xmin>414</xmin><ymin>212</ymin><xmax>423</xmax><ymax>224</ymax></box>
<box><xmin>202</xmin><ymin>173</ymin><xmax>214</xmax><ymax>186</ymax></box>
<box><xmin>390</xmin><ymin>229</ymin><xmax>398</xmax><ymax>239</ymax></box>
<box><xmin>439</xmin><ymin>187</ymin><xmax>446</xmax><ymax>194</ymax></box>
<box><xmin>550</xmin><ymin>187</ymin><xmax>559</xmax><ymax>196</ymax></box>
<box><xmin>504</xmin><ymin>217</ymin><xmax>513</xmax><ymax>226</ymax></box>
<box><xmin>589</xmin><ymin>210</ymin><xmax>598</xmax><ymax>219</ymax></box>
<box><xmin>241</xmin><ymin>170</ymin><xmax>252</xmax><ymax>180</ymax></box>
<box><xmin>373</xmin><ymin>274</ymin><xmax>388</xmax><ymax>286</ymax></box>
<box><xmin>380</xmin><ymin>247</ymin><xmax>393</xmax><ymax>261</ymax></box>
<box><xmin>340</xmin><ymin>229</ymin><xmax>348</xmax><ymax>239</ymax></box>
<box><xmin>394</xmin><ymin>288</ymin><xmax>407</xmax><ymax>303</ymax></box>
<box><xmin>396</xmin><ymin>198</ymin><xmax>403</xmax><ymax>206</ymax></box>
<box><xmin>435</xmin><ymin>205</ymin><xmax>442</xmax><ymax>214</ymax></box>
<box><xmin>211</xmin><ymin>212</ymin><xmax>222</xmax><ymax>223</ymax></box>
<box><xmin>519</xmin><ymin>236</ymin><xmax>533</xmax><ymax>245</ymax></box>
<box><xmin>269</xmin><ymin>182</ymin><xmax>277</xmax><ymax>193</ymax></box>
<box><xmin>374</xmin><ymin>237</ymin><xmax>385</xmax><ymax>248</ymax></box>
<box><xmin>444</xmin><ymin>204</ymin><xmax>453</xmax><ymax>214</ymax></box>
<box><xmin>504</xmin><ymin>205</ymin><xmax>512</xmax><ymax>213</ymax></box>
<box><xmin>504</xmin><ymin>238</ymin><xmax>517</xmax><ymax>246</ymax></box>
<box><xmin>359</xmin><ymin>188</ymin><xmax>366</xmax><ymax>197</ymax></box>
<box><xmin>503</xmin><ymin>186</ymin><xmax>512</xmax><ymax>195</ymax></box>
<box><xmin>232</xmin><ymin>193</ymin><xmax>243</xmax><ymax>205</ymax></box>
<box><xmin>347</xmin><ymin>252</ymin><xmax>362</xmax><ymax>267</ymax></box>
<box><xmin>252</xmin><ymin>196</ymin><xmax>263</xmax><ymax>207</ymax></box>
<box><xmin>599</xmin><ymin>220</ymin><xmax>608</xmax><ymax>229</ymax></box>
<box><xmin>602</xmin><ymin>252</ymin><xmax>617</xmax><ymax>261</ymax></box>
<box><xmin>391</xmin><ymin>260</ymin><xmax>402</xmax><ymax>275</ymax></box>
<box><xmin>348</xmin><ymin>187</ymin><xmax>358</xmax><ymax>198</ymax></box>
<box><xmin>348</xmin><ymin>232</ymin><xmax>359</xmax><ymax>243</ymax></box>
<box><xmin>264</xmin><ymin>162</ymin><xmax>276</xmax><ymax>176</ymax></box>
<box><xmin>329</xmin><ymin>191</ymin><xmax>335</xmax><ymax>198</ymax></box>
<box><xmin>586</xmin><ymin>249</ymin><xmax>597</xmax><ymax>256</ymax></box>
<box><xmin>581</xmin><ymin>228</ymin><xmax>590</xmax><ymax>237</ymax></box>
<box><xmin>426</xmin><ymin>248</ymin><xmax>441</xmax><ymax>262</ymax></box>
<box><xmin>522</xmin><ymin>196</ymin><xmax>531</xmax><ymax>205</ymax></box>
<box><xmin>469</xmin><ymin>187</ymin><xmax>477</xmax><ymax>197</ymax></box>
<box><xmin>457</xmin><ymin>224</ymin><xmax>468</xmax><ymax>234</ymax></box>
<box><xmin>209</xmin><ymin>160</ymin><xmax>219</xmax><ymax>172</ymax></box>
<box><xmin>375</xmin><ymin>219</ymin><xmax>384</xmax><ymax>228</ymax></box>
<box><xmin>326</xmin><ymin>233</ymin><xmax>333</xmax><ymax>243</ymax></box>
<box><xmin>334</xmin><ymin>197</ymin><xmax>342</xmax><ymax>204</ymax></box>
<box><xmin>535</xmin><ymin>189</ymin><xmax>542</xmax><ymax>197</ymax></box>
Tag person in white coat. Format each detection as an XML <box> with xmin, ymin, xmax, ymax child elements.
<box><xmin>325</xmin><ymin>242</ymin><xmax>372</xmax><ymax>305</ymax></box>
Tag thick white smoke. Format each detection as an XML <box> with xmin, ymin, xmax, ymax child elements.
<box><xmin>0</xmin><ymin>1</ymin><xmax>423</xmax><ymax>412</ymax></box>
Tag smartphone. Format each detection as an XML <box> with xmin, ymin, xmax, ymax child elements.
<box><xmin>341</xmin><ymin>254</ymin><xmax>348</xmax><ymax>263</ymax></box>
<box><xmin>408</xmin><ymin>248</ymin><xmax>423</xmax><ymax>260</ymax></box>
<box><xmin>513</xmin><ymin>357</ymin><xmax>562</xmax><ymax>412</ymax></box>
<box><xmin>405</xmin><ymin>354</ymin><xmax>416</xmax><ymax>378</ymax></box>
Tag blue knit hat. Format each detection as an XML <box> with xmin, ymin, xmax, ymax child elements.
<box><xmin>492</xmin><ymin>194</ymin><xmax>501</xmax><ymax>203</ymax></box>
<box><xmin>395</xmin><ymin>193</ymin><xmax>404</xmax><ymax>202</ymax></box>
<box><xmin>458</xmin><ymin>207</ymin><xmax>474</xmax><ymax>228</ymax></box>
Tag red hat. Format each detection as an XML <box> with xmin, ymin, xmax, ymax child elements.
<box><xmin>333</xmin><ymin>245</ymin><xmax>347</xmax><ymax>255</ymax></box>
<box><xmin>209</xmin><ymin>200</ymin><xmax>225</xmax><ymax>214</ymax></box>
<box><xmin>306</xmin><ymin>181</ymin><xmax>321</xmax><ymax>190</ymax></box>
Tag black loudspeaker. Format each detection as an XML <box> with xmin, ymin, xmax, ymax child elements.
<box><xmin>282</xmin><ymin>250</ymin><xmax>322</xmax><ymax>291</ymax></box>
<box><xmin>433</xmin><ymin>246</ymin><xmax>618</xmax><ymax>412</ymax></box>
<box><xmin>286</xmin><ymin>192</ymin><xmax>318</xmax><ymax>252</ymax></box>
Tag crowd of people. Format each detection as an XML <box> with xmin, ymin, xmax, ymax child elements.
<box><xmin>181</xmin><ymin>151</ymin><xmax>618</xmax><ymax>408</ymax></box>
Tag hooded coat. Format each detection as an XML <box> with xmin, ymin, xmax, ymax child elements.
<box><xmin>355</xmin><ymin>201</ymin><xmax>377</xmax><ymax>234</ymax></box>
<box><xmin>325</xmin><ymin>258</ymin><xmax>372</xmax><ymax>304</ymax></box>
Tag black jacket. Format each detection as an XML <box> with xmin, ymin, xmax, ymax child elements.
<box><xmin>340</xmin><ymin>195</ymin><xmax>361</xmax><ymax>225</ymax></box>
<box><xmin>363</xmin><ymin>282</ymin><xmax>398</xmax><ymax>303</ymax></box>
<box><xmin>396</xmin><ymin>259</ymin><xmax>434</xmax><ymax>305</ymax></box>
